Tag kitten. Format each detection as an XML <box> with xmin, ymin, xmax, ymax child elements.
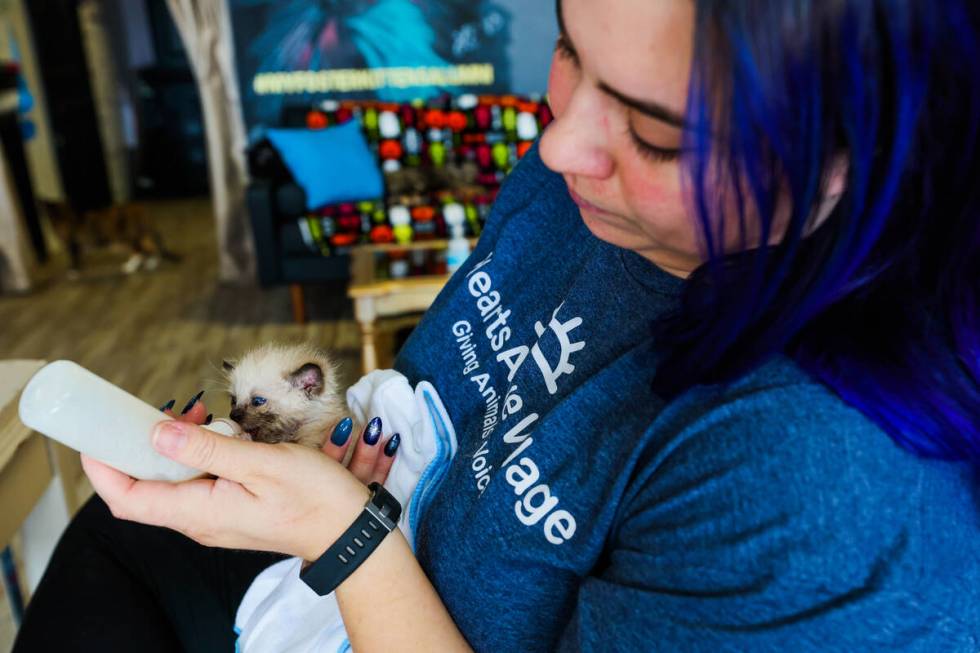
<box><xmin>222</xmin><ymin>343</ymin><xmax>347</xmax><ymax>448</ymax></box>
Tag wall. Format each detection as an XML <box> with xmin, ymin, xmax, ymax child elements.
<box><xmin>0</xmin><ymin>0</ymin><xmax>63</xmax><ymax>201</ymax></box>
<box><xmin>228</xmin><ymin>0</ymin><xmax>558</xmax><ymax>130</ymax></box>
<box><xmin>79</xmin><ymin>0</ymin><xmax>131</xmax><ymax>203</ymax></box>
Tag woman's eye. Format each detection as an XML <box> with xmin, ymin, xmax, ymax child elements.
<box><xmin>628</xmin><ymin>123</ymin><xmax>681</xmax><ymax>163</ymax></box>
<box><xmin>251</xmin><ymin>396</ymin><xmax>267</xmax><ymax>407</ymax></box>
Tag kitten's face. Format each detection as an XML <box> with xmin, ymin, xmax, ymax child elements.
<box><xmin>224</xmin><ymin>355</ymin><xmax>329</xmax><ymax>445</ymax></box>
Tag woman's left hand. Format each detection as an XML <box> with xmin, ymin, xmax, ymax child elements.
<box><xmin>82</xmin><ymin>419</ymin><xmax>370</xmax><ymax>561</ymax></box>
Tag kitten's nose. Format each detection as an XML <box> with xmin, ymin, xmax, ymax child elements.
<box><xmin>230</xmin><ymin>407</ymin><xmax>245</xmax><ymax>423</ymax></box>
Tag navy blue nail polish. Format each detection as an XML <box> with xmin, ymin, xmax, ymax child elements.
<box><xmin>330</xmin><ymin>417</ymin><xmax>353</xmax><ymax>446</ymax></box>
<box><xmin>181</xmin><ymin>390</ymin><xmax>204</xmax><ymax>415</ymax></box>
<box><xmin>204</xmin><ymin>414</ymin><xmax>213</xmax><ymax>425</ymax></box>
<box><xmin>384</xmin><ymin>433</ymin><xmax>401</xmax><ymax>457</ymax></box>
<box><xmin>159</xmin><ymin>399</ymin><xmax>175</xmax><ymax>412</ymax></box>
<box><xmin>363</xmin><ymin>417</ymin><xmax>382</xmax><ymax>446</ymax></box>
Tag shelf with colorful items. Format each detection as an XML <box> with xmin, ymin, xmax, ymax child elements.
<box><xmin>293</xmin><ymin>93</ymin><xmax>552</xmax><ymax>279</ymax></box>
<box><xmin>304</xmin><ymin>93</ymin><xmax>552</xmax><ymax>182</ymax></box>
<box><xmin>303</xmin><ymin>195</ymin><xmax>485</xmax><ymax>282</ymax></box>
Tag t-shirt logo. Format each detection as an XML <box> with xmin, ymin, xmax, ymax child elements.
<box><xmin>451</xmin><ymin>250</ymin><xmax>584</xmax><ymax>545</ymax></box>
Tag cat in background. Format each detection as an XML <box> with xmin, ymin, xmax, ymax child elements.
<box><xmin>39</xmin><ymin>199</ymin><xmax>179</xmax><ymax>276</ymax></box>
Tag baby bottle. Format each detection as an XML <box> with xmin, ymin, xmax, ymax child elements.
<box><xmin>19</xmin><ymin>360</ymin><xmax>241</xmax><ymax>482</ymax></box>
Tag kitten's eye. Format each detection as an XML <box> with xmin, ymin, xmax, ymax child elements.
<box><xmin>230</xmin><ymin>395</ymin><xmax>237</xmax><ymax>408</ymax></box>
<box><xmin>251</xmin><ymin>396</ymin><xmax>267</xmax><ymax>407</ymax></box>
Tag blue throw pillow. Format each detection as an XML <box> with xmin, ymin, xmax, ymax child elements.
<box><xmin>265</xmin><ymin>120</ymin><xmax>383</xmax><ymax>211</ymax></box>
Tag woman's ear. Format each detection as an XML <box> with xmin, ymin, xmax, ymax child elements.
<box><xmin>825</xmin><ymin>154</ymin><xmax>848</xmax><ymax>199</ymax></box>
<box><xmin>808</xmin><ymin>155</ymin><xmax>849</xmax><ymax>234</ymax></box>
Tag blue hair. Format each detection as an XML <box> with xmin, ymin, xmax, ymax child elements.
<box><xmin>654</xmin><ymin>1</ymin><xmax>980</xmax><ymax>460</ymax></box>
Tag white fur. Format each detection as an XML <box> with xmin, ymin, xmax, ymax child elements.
<box><xmin>224</xmin><ymin>343</ymin><xmax>346</xmax><ymax>448</ymax></box>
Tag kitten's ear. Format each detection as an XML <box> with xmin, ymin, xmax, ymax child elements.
<box><xmin>222</xmin><ymin>360</ymin><xmax>235</xmax><ymax>372</ymax></box>
<box><xmin>289</xmin><ymin>363</ymin><xmax>323</xmax><ymax>397</ymax></box>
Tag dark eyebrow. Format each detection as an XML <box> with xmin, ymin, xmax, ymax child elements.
<box><xmin>596</xmin><ymin>83</ymin><xmax>687</xmax><ymax>129</ymax></box>
<box><xmin>555</xmin><ymin>0</ymin><xmax>687</xmax><ymax>130</ymax></box>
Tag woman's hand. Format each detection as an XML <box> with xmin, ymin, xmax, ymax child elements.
<box><xmin>82</xmin><ymin>398</ymin><xmax>398</xmax><ymax>560</ymax></box>
<box><xmin>130</xmin><ymin>395</ymin><xmax>472</xmax><ymax>652</ymax></box>
<box><xmin>162</xmin><ymin>393</ymin><xmax>400</xmax><ymax>486</ymax></box>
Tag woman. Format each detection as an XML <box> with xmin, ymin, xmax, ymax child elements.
<box><xmin>15</xmin><ymin>0</ymin><xmax>980</xmax><ymax>650</ymax></box>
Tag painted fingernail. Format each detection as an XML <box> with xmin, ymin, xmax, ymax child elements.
<box><xmin>159</xmin><ymin>399</ymin><xmax>175</xmax><ymax>412</ymax></box>
<box><xmin>363</xmin><ymin>417</ymin><xmax>382</xmax><ymax>446</ymax></box>
<box><xmin>384</xmin><ymin>433</ymin><xmax>401</xmax><ymax>457</ymax></box>
<box><xmin>180</xmin><ymin>390</ymin><xmax>204</xmax><ymax>415</ymax></box>
<box><xmin>330</xmin><ymin>417</ymin><xmax>353</xmax><ymax>446</ymax></box>
<box><xmin>204</xmin><ymin>414</ymin><xmax>213</xmax><ymax>425</ymax></box>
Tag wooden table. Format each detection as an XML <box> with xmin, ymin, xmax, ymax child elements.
<box><xmin>0</xmin><ymin>361</ymin><xmax>53</xmax><ymax>620</ymax></box>
<box><xmin>347</xmin><ymin>242</ymin><xmax>456</xmax><ymax>373</ymax></box>
<box><xmin>0</xmin><ymin>360</ymin><xmax>92</xmax><ymax>619</ymax></box>
<box><xmin>0</xmin><ymin>361</ymin><xmax>87</xmax><ymax>549</ymax></box>
<box><xmin>0</xmin><ymin>361</ymin><xmax>51</xmax><ymax>550</ymax></box>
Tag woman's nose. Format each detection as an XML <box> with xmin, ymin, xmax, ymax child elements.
<box><xmin>539</xmin><ymin>94</ymin><xmax>615</xmax><ymax>180</ymax></box>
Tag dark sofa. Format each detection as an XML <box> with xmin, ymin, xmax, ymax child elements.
<box><xmin>246</xmin><ymin>95</ymin><xmax>553</xmax><ymax>323</ymax></box>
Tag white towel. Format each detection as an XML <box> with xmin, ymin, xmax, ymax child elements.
<box><xmin>233</xmin><ymin>371</ymin><xmax>458</xmax><ymax>653</ymax></box>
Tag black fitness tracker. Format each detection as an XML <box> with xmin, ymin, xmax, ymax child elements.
<box><xmin>300</xmin><ymin>482</ymin><xmax>402</xmax><ymax>596</ymax></box>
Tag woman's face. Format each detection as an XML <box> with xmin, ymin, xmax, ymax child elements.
<box><xmin>539</xmin><ymin>0</ymin><xmax>698</xmax><ymax>277</ymax></box>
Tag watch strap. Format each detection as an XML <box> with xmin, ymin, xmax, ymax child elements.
<box><xmin>300</xmin><ymin>482</ymin><xmax>401</xmax><ymax>596</ymax></box>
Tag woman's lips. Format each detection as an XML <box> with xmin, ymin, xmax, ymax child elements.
<box><xmin>567</xmin><ymin>186</ymin><xmax>610</xmax><ymax>215</ymax></box>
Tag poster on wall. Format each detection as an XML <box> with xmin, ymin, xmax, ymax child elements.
<box><xmin>229</xmin><ymin>0</ymin><xmax>557</xmax><ymax>130</ymax></box>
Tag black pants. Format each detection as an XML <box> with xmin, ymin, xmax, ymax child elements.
<box><xmin>12</xmin><ymin>495</ymin><xmax>285</xmax><ymax>652</ymax></box>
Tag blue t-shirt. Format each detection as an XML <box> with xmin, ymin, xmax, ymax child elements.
<box><xmin>394</xmin><ymin>146</ymin><xmax>980</xmax><ymax>651</ymax></box>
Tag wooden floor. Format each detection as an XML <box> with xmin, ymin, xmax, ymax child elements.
<box><xmin>0</xmin><ymin>198</ymin><xmax>366</xmax><ymax>410</ymax></box>
<box><xmin>0</xmin><ymin>198</ymin><xmax>383</xmax><ymax>651</ymax></box>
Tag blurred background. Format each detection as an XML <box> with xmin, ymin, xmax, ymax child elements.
<box><xmin>0</xmin><ymin>0</ymin><xmax>556</xmax><ymax>648</ymax></box>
